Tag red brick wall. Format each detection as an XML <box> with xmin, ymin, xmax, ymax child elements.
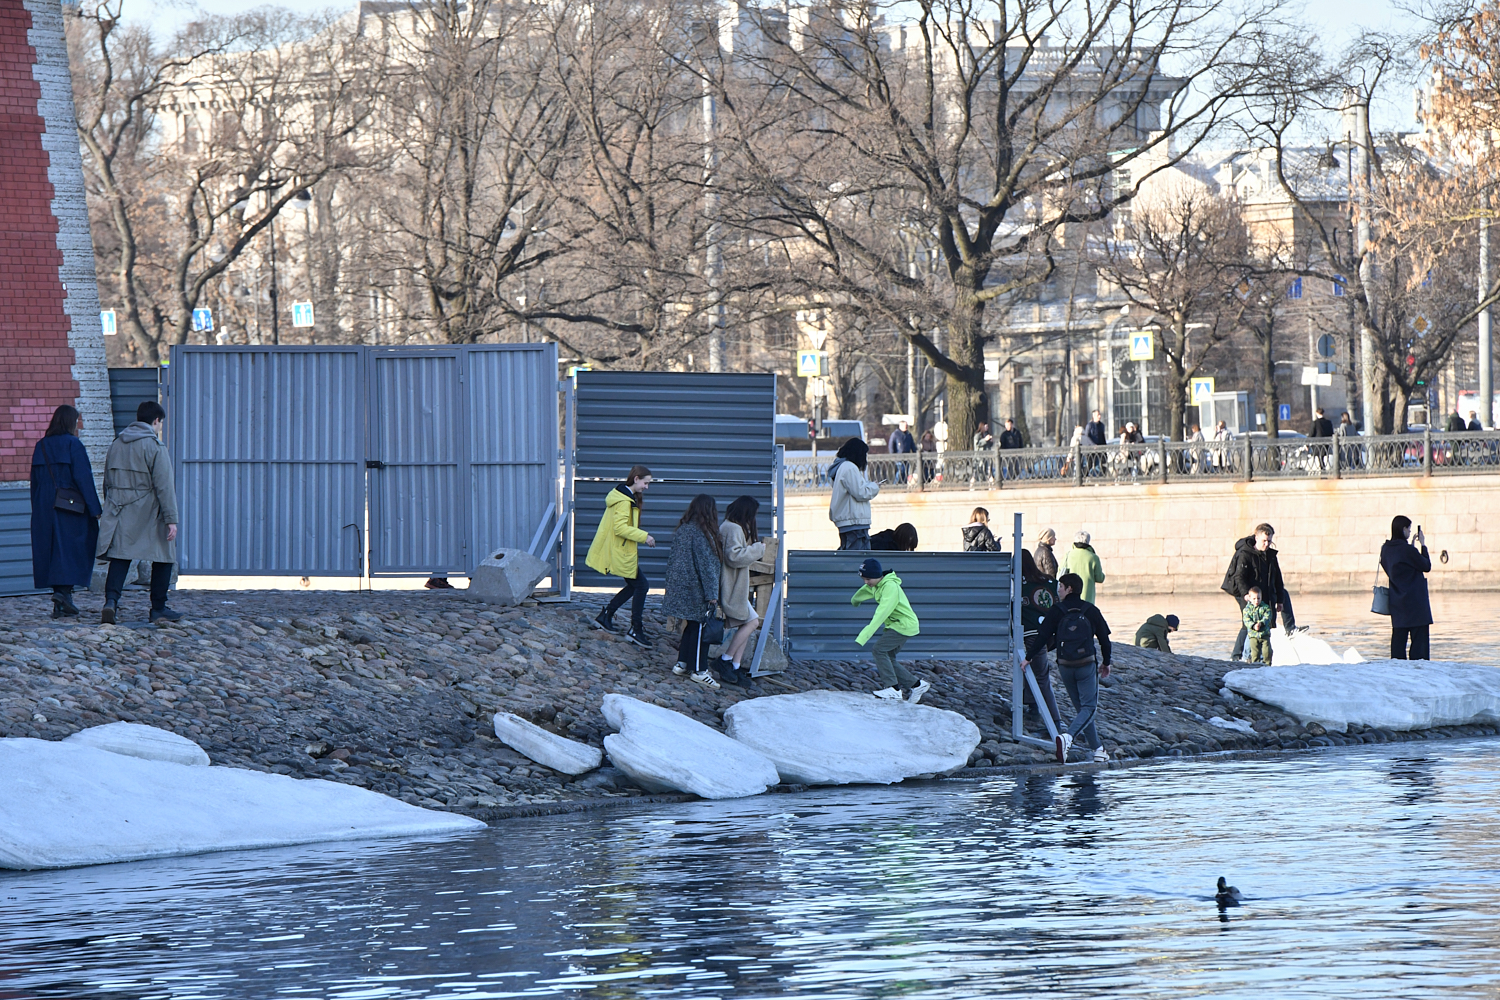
<box><xmin>0</xmin><ymin>0</ymin><xmax>77</xmax><ymax>481</ymax></box>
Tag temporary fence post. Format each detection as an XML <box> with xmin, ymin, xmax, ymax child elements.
<box><xmin>1012</xmin><ymin>512</ymin><xmax>1023</xmax><ymax>744</ymax></box>
<box><xmin>560</xmin><ymin>377</ymin><xmax>576</xmax><ymax>600</ymax></box>
<box><xmin>1159</xmin><ymin>438</ymin><xmax>1169</xmax><ymax>484</ymax></box>
<box><xmin>776</xmin><ymin>443</ymin><xmax>786</xmax><ymax>649</ymax></box>
<box><xmin>1423</xmin><ymin>428</ymin><xmax>1433</xmax><ymax>476</ymax></box>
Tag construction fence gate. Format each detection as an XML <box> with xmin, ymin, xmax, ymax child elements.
<box><xmin>169</xmin><ymin>344</ymin><xmax>564</xmax><ymax>581</ymax></box>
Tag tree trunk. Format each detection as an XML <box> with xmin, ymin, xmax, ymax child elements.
<box><xmin>1261</xmin><ymin>328</ymin><xmax>1279</xmax><ymax>439</ymax></box>
<box><xmin>1392</xmin><ymin>383</ymin><xmax>1411</xmax><ymax>434</ymax></box>
<box><xmin>943</xmin><ymin>286</ymin><xmax>988</xmax><ymax>451</ymax></box>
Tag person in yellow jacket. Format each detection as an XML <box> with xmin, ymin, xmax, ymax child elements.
<box><xmin>586</xmin><ymin>465</ymin><xmax>655</xmax><ymax>645</ymax></box>
<box><xmin>851</xmin><ymin>557</ymin><xmax>929</xmax><ymax>703</ymax></box>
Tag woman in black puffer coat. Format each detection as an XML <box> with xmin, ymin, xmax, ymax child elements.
<box><xmin>663</xmin><ymin>494</ymin><xmax>726</xmax><ymax>689</ymax></box>
<box><xmin>1380</xmin><ymin>514</ymin><xmax>1432</xmax><ymax>660</ymax></box>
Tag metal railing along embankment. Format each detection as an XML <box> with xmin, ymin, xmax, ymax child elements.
<box><xmin>783</xmin><ymin>430</ymin><xmax>1500</xmax><ymax>494</ymax></box>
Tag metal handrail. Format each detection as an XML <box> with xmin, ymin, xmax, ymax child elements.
<box><xmin>783</xmin><ymin>429</ymin><xmax>1500</xmax><ymax>494</ymax></box>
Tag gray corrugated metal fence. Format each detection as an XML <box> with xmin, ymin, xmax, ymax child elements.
<box><xmin>784</xmin><ymin>550</ymin><xmax>1013</xmax><ymax>662</ymax></box>
<box><xmin>169</xmin><ymin>344</ymin><xmax>559</xmax><ymax>578</ymax></box>
<box><xmin>0</xmin><ymin>488</ymin><xmax>42</xmax><ymax>597</ymax></box>
<box><xmin>572</xmin><ymin>372</ymin><xmax>777</xmax><ymax>586</ymax></box>
<box><xmin>107</xmin><ymin>367</ymin><xmax>160</xmax><ymax>434</ymax></box>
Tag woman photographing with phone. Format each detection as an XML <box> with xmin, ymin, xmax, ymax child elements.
<box><xmin>1380</xmin><ymin>515</ymin><xmax>1432</xmax><ymax>660</ymax></box>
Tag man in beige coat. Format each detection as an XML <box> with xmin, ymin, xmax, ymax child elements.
<box><xmin>96</xmin><ymin>400</ymin><xmax>182</xmax><ymax>624</ymax></box>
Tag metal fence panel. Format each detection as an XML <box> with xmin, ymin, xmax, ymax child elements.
<box><xmin>367</xmin><ymin>349</ymin><xmax>466</xmax><ymax>575</ymax></box>
<box><xmin>573</xmin><ymin>371</ymin><xmax>776</xmax><ymax>586</ymax></box>
<box><xmin>172</xmin><ymin>347</ymin><xmax>365</xmax><ymax>575</ymax></box>
<box><xmin>0</xmin><ymin>488</ymin><xmax>43</xmax><ymax>597</ymax></box>
<box><xmin>785</xmin><ymin>550</ymin><xmax>1013</xmax><ymax>662</ymax></box>
<box><xmin>466</xmin><ymin>344</ymin><xmax>559</xmax><ymax>566</ymax></box>
<box><xmin>107</xmin><ymin>368</ymin><xmax>159</xmax><ymax>434</ymax></box>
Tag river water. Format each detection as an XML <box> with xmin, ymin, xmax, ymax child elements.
<box><xmin>4</xmin><ymin>739</ymin><xmax>1500</xmax><ymax>998</ymax></box>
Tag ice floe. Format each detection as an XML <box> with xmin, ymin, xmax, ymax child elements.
<box><xmin>600</xmin><ymin>694</ymin><xmax>779</xmax><ymax>799</ymax></box>
<box><xmin>492</xmin><ymin>712</ymin><xmax>602</xmax><ymax>775</ymax></box>
<box><xmin>1223</xmin><ymin>660</ymin><xmax>1500</xmax><ymax>733</ymax></box>
<box><xmin>63</xmin><ymin>721</ymin><xmax>210</xmax><ymax>766</ymax></box>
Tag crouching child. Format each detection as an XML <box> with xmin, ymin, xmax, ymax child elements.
<box><xmin>1022</xmin><ymin>571</ymin><xmax>1113</xmax><ymax>764</ymax></box>
<box><xmin>851</xmin><ymin>557</ymin><xmax>929</xmax><ymax>704</ymax></box>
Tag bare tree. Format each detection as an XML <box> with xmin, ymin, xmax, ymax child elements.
<box><xmin>711</xmin><ymin>0</ymin><xmax>1287</xmax><ymax>447</ymax></box>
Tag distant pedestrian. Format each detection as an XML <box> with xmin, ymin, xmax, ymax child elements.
<box><xmin>1380</xmin><ymin>515</ymin><xmax>1432</xmax><ymax>660</ymax></box>
<box><xmin>963</xmin><ymin>508</ymin><xmax>999</xmax><ymax>552</ymax></box>
<box><xmin>1185</xmin><ymin>423</ymin><xmax>1207</xmax><ymax>473</ymax></box>
<box><xmin>1023</xmin><ymin>571</ymin><xmax>1113</xmax><ymax>764</ymax></box>
<box><xmin>888</xmin><ymin>420</ymin><xmax>916</xmax><ymax>484</ymax></box>
<box><xmin>1221</xmin><ymin>522</ymin><xmax>1298</xmax><ymax>661</ymax></box>
<box><xmin>1085</xmin><ymin>410</ymin><xmax>1107</xmax><ymax>446</ymax></box>
<box><xmin>1241</xmin><ymin>587</ymin><xmax>1272</xmax><ymax>663</ymax></box>
<box><xmin>1019</xmin><ymin>548</ymin><xmax>1062</xmax><ymax>727</ymax></box>
<box><xmin>663</xmin><ymin>494</ymin><xmax>726</xmax><ymax>690</ymax></box>
<box><xmin>870</xmin><ymin>522</ymin><xmax>918</xmax><ymax>551</ymax></box>
<box><xmin>1468</xmin><ymin>410</ymin><xmax>1483</xmax><ymax>432</ymax></box>
<box><xmin>585</xmin><ymin>464</ymin><xmax>655</xmax><ymax>645</ymax></box>
<box><xmin>919</xmin><ymin>430</ymin><xmax>938</xmax><ymax>483</ymax></box>
<box><xmin>1446</xmin><ymin>411</ymin><xmax>1467</xmax><ymax>432</ymax></box>
<box><xmin>716</xmin><ymin>495</ymin><xmax>766</xmax><ymax>684</ymax></box>
<box><xmin>96</xmin><ymin>400</ymin><xmax>181</xmax><ymax>624</ymax></box>
<box><xmin>1134</xmin><ymin>614</ymin><xmax>1179</xmax><ymax>653</ymax></box>
<box><xmin>30</xmin><ymin>405</ymin><xmax>101</xmax><ymax>619</ymax></box>
<box><xmin>920</xmin><ymin>429</ymin><xmax>937</xmax><ymax>452</ymax></box>
<box><xmin>972</xmin><ymin>421</ymin><xmax>994</xmax><ymax>451</ymax></box>
<box><xmin>1311</xmin><ymin>408</ymin><xmax>1334</xmax><ymax>437</ymax></box>
<box><xmin>828</xmin><ymin>438</ymin><xmax>880</xmax><ymax>550</ymax></box>
<box><xmin>999</xmin><ymin>418</ymin><xmax>1024</xmax><ymax>449</ymax></box>
<box><xmin>851</xmin><ymin>557</ymin><xmax>928</xmax><ymax>703</ymax></box>
<box><xmin>1062</xmin><ymin>530</ymin><xmax>1105</xmax><ymax>603</ymax></box>
<box><xmin>1033</xmin><ymin>528</ymin><xmax>1058</xmax><ymax>580</ymax></box>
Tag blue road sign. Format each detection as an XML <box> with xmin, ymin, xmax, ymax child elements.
<box><xmin>191</xmin><ymin>307</ymin><xmax>213</xmax><ymax>332</ymax></box>
<box><xmin>1279</xmin><ymin>404</ymin><xmax>1291</xmax><ymax>421</ymax></box>
<box><xmin>100</xmin><ymin>310</ymin><xmax>116</xmax><ymax>336</ymax></box>
<box><xmin>291</xmin><ymin>302</ymin><xmax>315</xmax><ymax>328</ymax></box>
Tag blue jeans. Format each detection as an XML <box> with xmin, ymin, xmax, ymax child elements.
<box><xmin>1058</xmin><ymin>661</ymin><xmax>1102</xmax><ymax>751</ymax></box>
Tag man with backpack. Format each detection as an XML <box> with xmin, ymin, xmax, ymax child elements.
<box><xmin>1023</xmin><ymin>571</ymin><xmax>1113</xmax><ymax>764</ymax></box>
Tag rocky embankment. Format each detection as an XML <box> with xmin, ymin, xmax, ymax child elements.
<box><xmin>0</xmin><ymin>589</ymin><xmax>1494</xmax><ymax>818</ymax></box>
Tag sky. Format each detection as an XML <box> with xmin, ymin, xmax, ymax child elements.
<box><xmin>142</xmin><ymin>0</ymin><xmax>1423</xmax><ymax>130</ymax></box>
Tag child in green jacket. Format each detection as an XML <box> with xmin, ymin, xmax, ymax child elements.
<box><xmin>852</xmin><ymin>557</ymin><xmax>929</xmax><ymax>703</ymax></box>
<box><xmin>1242</xmin><ymin>587</ymin><xmax>1273</xmax><ymax>663</ymax></box>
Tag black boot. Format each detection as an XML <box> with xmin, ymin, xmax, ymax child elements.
<box><xmin>100</xmin><ymin>599</ymin><xmax>118</xmax><ymax>625</ymax></box>
<box><xmin>51</xmin><ymin>589</ymin><xmax>79</xmax><ymax>619</ymax></box>
<box><xmin>150</xmin><ymin>606</ymin><xmax>184</xmax><ymax>624</ymax></box>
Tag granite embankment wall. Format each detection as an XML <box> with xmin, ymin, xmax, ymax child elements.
<box><xmin>784</xmin><ymin>475</ymin><xmax>1500</xmax><ymax>594</ymax></box>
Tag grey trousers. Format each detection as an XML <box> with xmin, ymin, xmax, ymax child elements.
<box><xmin>871</xmin><ymin>630</ymin><xmax>917</xmax><ymax>689</ymax></box>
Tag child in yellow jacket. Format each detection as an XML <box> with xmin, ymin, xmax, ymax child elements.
<box><xmin>851</xmin><ymin>557</ymin><xmax>929</xmax><ymax>703</ymax></box>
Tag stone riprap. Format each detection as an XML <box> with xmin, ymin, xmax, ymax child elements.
<box><xmin>0</xmin><ymin>736</ymin><xmax>483</xmax><ymax>870</ymax></box>
<box><xmin>492</xmin><ymin>711</ymin><xmax>602</xmax><ymax>775</ymax></box>
<box><xmin>1224</xmin><ymin>660</ymin><xmax>1500</xmax><ymax>733</ymax></box>
<box><xmin>601</xmin><ymin>694</ymin><xmax>780</xmax><ymax>799</ymax></box>
<box><xmin>724</xmin><ymin>690</ymin><xmax>980</xmax><ymax>784</ymax></box>
<box><xmin>63</xmin><ymin>720</ymin><xmax>210</xmax><ymax>765</ymax></box>
<box><xmin>0</xmin><ymin>590</ymin><xmax>1497</xmax><ymax>818</ymax></box>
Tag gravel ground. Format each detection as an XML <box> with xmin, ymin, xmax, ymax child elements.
<box><xmin>1</xmin><ymin>588</ymin><xmax>1494</xmax><ymax>820</ymax></box>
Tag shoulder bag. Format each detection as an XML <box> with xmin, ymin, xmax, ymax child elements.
<box><xmin>1371</xmin><ymin>565</ymin><xmax>1390</xmax><ymax>616</ymax></box>
<box><xmin>44</xmin><ymin>440</ymin><xmax>87</xmax><ymax>516</ymax></box>
<box><xmin>701</xmin><ymin>606</ymin><xmax>726</xmax><ymax>647</ymax></box>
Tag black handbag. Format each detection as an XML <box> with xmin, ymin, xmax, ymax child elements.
<box><xmin>701</xmin><ymin>607</ymin><xmax>726</xmax><ymax>646</ymax></box>
<box><xmin>43</xmin><ymin>442</ymin><xmax>87</xmax><ymax>515</ymax></box>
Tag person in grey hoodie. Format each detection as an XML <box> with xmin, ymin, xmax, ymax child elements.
<box><xmin>828</xmin><ymin>438</ymin><xmax>880</xmax><ymax>550</ymax></box>
<box><xmin>663</xmin><ymin>494</ymin><xmax>726</xmax><ymax>690</ymax></box>
<box><xmin>96</xmin><ymin>400</ymin><xmax>181</xmax><ymax>624</ymax></box>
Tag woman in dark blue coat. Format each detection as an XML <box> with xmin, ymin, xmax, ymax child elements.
<box><xmin>30</xmin><ymin>405</ymin><xmax>101</xmax><ymax>618</ymax></box>
<box><xmin>1379</xmin><ymin>514</ymin><xmax>1432</xmax><ymax>660</ymax></box>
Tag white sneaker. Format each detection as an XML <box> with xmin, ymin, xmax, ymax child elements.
<box><xmin>1092</xmin><ymin>746</ymin><xmax>1109</xmax><ymax>764</ymax></box>
<box><xmin>1055</xmin><ymin>732</ymin><xmax>1073</xmax><ymax>763</ymax></box>
<box><xmin>872</xmin><ymin>687</ymin><xmax>903</xmax><ymax>700</ymax></box>
<box><xmin>672</xmin><ymin>662</ymin><xmax>688</xmax><ymax>675</ymax></box>
<box><xmin>907</xmin><ymin>680</ymin><xmax>931</xmax><ymax>704</ymax></box>
<box><xmin>689</xmin><ymin>670</ymin><xmax>721</xmax><ymax>691</ymax></box>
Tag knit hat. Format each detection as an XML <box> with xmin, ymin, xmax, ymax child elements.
<box><xmin>1075</xmin><ymin>530</ymin><xmax>1091</xmax><ymax>545</ymax></box>
<box><xmin>1165</xmin><ymin>614</ymin><xmax>1180</xmax><ymax>629</ymax></box>
<box><xmin>859</xmin><ymin>558</ymin><xmax>883</xmax><ymax>579</ymax></box>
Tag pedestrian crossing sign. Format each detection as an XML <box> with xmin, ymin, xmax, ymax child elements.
<box><xmin>1191</xmin><ymin>377</ymin><xmax>1215</xmax><ymax>403</ymax></box>
<box><xmin>797</xmin><ymin>350</ymin><xmax>828</xmax><ymax>377</ymax></box>
<box><xmin>1129</xmin><ymin>332</ymin><xmax>1154</xmax><ymax>361</ymax></box>
<box><xmin>291</xmin><ymin>302</ymin><xmax>315</xmax><ymax>328</ymax></box>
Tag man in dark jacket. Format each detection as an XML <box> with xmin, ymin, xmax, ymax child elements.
<box><xmin>1468</xmin><ymin>410</ymin><xmax>1484</xmax><ymax>432</ymax></box>
<box><xmin>1221</xmin><ymin>523</ymin><xmax>1298</xmax><ymax>660</ymax></box>
<box><xmin>1310</xmin><ymin>408</ymin><xmax>1334</xmax><ymax>437</ymax></box>
<box><xmin>1085</xmin><ymin>410</ymin><xmax>1107</xmax><ymax>446</ymax></box>
<box><xmin>999</xmin><ymin>418</ymin><xmax>1025</xmax><ymax>449</ymax></box>
<box><xmin>888</xmin><ymin>420</ymin><xmax>916</xmax><ymax>454</ymax></box>
<box><xmin>1024</xmin><ymin>572</ymin><xmax>1113</xmax><ymax>764</ymax></box>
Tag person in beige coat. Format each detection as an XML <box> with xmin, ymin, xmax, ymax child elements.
<box><xmin>96</xmin><ymin>401</ymin><xmax>182</xmax><ymax>624</ymax></box>
<box><xmin>716</xmin><ymin>496</ymin><xmax>766</xmax><ymax>684</ymax></box>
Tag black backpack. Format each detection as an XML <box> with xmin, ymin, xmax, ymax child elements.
<box><xmin>1056</xmin><ymin>606</ymin><xmax>1095</xmax><ymax>665</ymax></box>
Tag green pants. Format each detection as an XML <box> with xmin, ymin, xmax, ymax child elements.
<box><xmin>1246</xmin><ymin>635</ymin><xmax>1270</xmax><ymax>664</ymax></box>
<box><xmin>871</xmin><ymin>630</ymin><xmax>917</xmax><ymax>689</ymax></box>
